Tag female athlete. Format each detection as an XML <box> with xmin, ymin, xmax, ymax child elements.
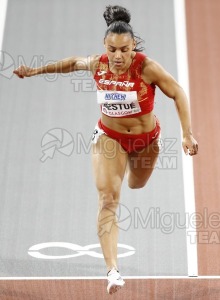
<box><xmin>13</xmin><ymin>5</ymin><xmax>198</xmax><ymax>295</ymax></box>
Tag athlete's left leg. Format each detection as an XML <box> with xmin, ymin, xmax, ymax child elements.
<box><xmin>126</xmin><ymin>138</ymin><xmax>160</xmax><ymax>189</ymax></box>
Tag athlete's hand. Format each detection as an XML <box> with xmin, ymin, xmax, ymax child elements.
<box><xmin>13</xmin><ymin>65</ymin><xmax>33</xmax><ymax>79</ymax></box>
<box><xmin>182</xmin><ymin>135</ymin><xmax>198</xmax><ymax>156</ymax></box>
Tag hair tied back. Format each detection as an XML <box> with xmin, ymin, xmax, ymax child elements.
<box><xmin>103</xmin><ymin>5</ymin><xmax>131</xmax><ymax>26</ymax></box>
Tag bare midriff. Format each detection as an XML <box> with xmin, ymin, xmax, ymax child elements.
<box><xmin>101</xmin><ymin>111</ymin><xmax>156</xmax><ymax>134</ymax></box>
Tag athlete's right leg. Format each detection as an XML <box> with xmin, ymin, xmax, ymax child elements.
<box><xmin>92</xmin><ymin>134</ymin><xmax>127</xmax><ymax>272</ymax></box>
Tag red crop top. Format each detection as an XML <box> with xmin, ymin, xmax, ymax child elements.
<box><xmin>93</xmin><ymin>52</ymin><xmax>155</xmax><ymax>118</ymax></box>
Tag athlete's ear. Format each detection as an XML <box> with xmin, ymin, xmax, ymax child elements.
<box><xmin>104</xmin><ymin>38</ymin><xmax>107</xmax><ymax>49</ymax></box>
<box><xmin>133</xmin><ymin>39</ymin><xmax>137</xmax><ymax>50</ymax></box>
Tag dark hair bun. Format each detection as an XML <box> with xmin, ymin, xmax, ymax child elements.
<box><xmin>103</xmin><ymin>5</ymin><xmax>131</xmax><ymax>26</ymax></box>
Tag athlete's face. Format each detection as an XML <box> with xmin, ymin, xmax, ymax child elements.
<box><xmin>104</xmin><ymin>33</ymin><xmax>136</xmax><ymax>71</ymax></box>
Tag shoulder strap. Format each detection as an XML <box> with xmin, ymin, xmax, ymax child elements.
<box><xmin>132</xmin><ymin>52</ymin><xmax>146</xmax><ymax>68</ymax></box>
<box><xmin>93</xmin><ymin>54</ymin><xmax>109</xmax><ymax>79</ymax></box>
<box><xmin>95</xmin><ymin>54</ymin><xmax>109</xmax><ymax>73</ymax></box>
<box><xmin>128</xmin><ymin>52</ymin><xmax>146</xmax><ymax>78</ymax></box>
<box><xmin>99</xmin><ymin>54</ymin><xmax>108</xmax><ymax>64</ymax></box>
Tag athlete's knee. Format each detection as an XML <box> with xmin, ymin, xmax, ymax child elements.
<box><xmin>98</xmin><ymin>190</ymin><xmax>120</xmax><ymax>211</ymax></box>
<box><xmin>128</xmin><ymin>179</ymin><xmax>147</xmax><ymax>189</ymax></box>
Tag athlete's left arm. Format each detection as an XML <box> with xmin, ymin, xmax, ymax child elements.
<box><xmin>143</xmin><ymin>59</ymin><xmax>198</xmax><ymax>156</ymax></box>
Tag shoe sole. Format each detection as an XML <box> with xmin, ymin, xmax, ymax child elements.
<box><xmin>107</xmin><ymin>282</ymin><xmax>125</xmax><ymax>295</ymax></box>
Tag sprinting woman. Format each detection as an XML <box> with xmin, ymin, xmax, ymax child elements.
<box><xmin>13</xmin><ymin>5</ymin><xmax>198</xmax><ymax>295</ymax></box>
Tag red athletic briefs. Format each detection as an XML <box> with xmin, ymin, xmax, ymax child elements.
<box><xmin>97</xmin><ymin>116</ymin><xmax>161</xmax><ymax>154</ymax></box>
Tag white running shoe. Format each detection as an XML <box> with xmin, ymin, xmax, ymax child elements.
<box><xmin>107</xmin><ymin>268</ymin><xmax>125</xmax><ymax>295</ymax></box>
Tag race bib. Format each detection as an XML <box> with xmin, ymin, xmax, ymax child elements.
<box><xmin>97</xmin><ymin>90</ymin><xmax>141</xmax><ymax>117</ymax></box>
<box><xmin>97</xmin><ymin>90</ymin><xmax>138</xmax><ymax>104</ymax></box>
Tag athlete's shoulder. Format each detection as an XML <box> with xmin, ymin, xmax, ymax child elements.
<box><xmin>142</xmin><ymin>57</ymin><xmax>163</xmax><ymax>74</ymax></box>
<box><xmin>88</xmin><ymin>54</ymin><xmax>101</xmax><ymax>65</ymax></box>
<box><xmin>88</xmin><ymin>54</ymin><xmax>102</xmax><ymax>74</ymax></box>
<box><xmin>142</xmin><ymin>57</ymin><xmax>173</xmax><ymax>84</ymax></box>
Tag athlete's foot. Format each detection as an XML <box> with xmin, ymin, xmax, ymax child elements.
<box><xmin>107</xmin><ymin>267</ymin><xmax>125</xmax><ymax>295</ymax></box>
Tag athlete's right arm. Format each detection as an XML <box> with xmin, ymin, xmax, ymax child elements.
<box><xmin>13</xmin><ymin>55</ymin><xmax>100</xmax><ymax>79</ymax></box>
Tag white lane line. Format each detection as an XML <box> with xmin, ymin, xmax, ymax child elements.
<box><xmin>173</xmin><ymin>0</ymin><xmax>198</xmax><ymax>277</ymax></box>
<box><xmin>1</xmin><ymin>276</ymin><xmax>220</xmax><ymax>280</ymax></box>
<box><xmin>0</xmin><ymin>0</ymin><xmax>8</xmax><ymax>51</ymax></box>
